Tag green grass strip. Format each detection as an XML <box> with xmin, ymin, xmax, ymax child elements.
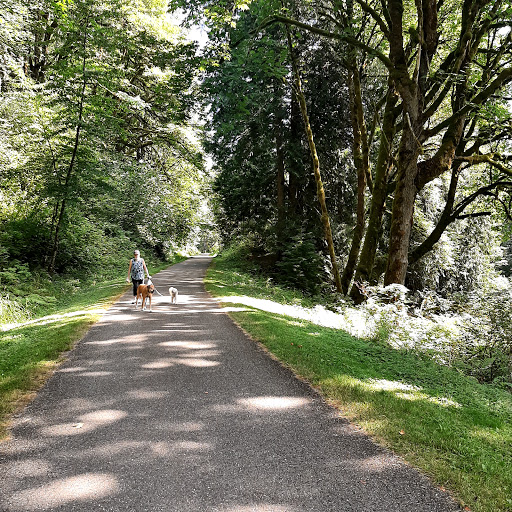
<box><xmin>0</xmin><ymin>258</ymin><xmax>176</xmax><ymax>440</ymax></box>
<box><xmin>205</xmin><ymin>254</ymin><xmax>512</xmax><ymax>512</ymax></box>
<box><xmin>0</xmin><ymin>279</ymin><xmax>127</xmax><ymax>439</ymax></box>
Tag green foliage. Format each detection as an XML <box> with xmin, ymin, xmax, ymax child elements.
<box><xmin>183</xmin><ymin>0</ymin><xmax>512</xmax><ymax>298</ymax></box>
<box><xmin>0</xmin><ymin>295</ymin><xmax>30</xmax><ymax>325</ymax></box>
<box><xmin>200</xmin><ymin>4</ymin><xmax>354</xmax><ymax>293</ymax></box>
<box><xmin>273</xmin><ymin>229</ymin><xmax>327</xmax><ymax>294</ymax></box>
<box><xmin>0</xmin><ymin>262</ymin><xmax>32</xmax><ymax>287</ymax></box>
<box><xmin>0</xmin><ymin>0</ymin><xmax>209</xmax><ymax>279</ymax></box>
<box><xmin>457</xmin><ymin>289</ymin><xmax>512</xmax><ymax>388</ymax></box>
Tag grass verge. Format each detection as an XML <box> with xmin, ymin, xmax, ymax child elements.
<box><xmin>0</xmin><ymin>258</ymin><xmax>181</xmax><ymax>440</ymax></box>
<box><xmin>205</xmin><ymin>253</ymin><xmax>512</xmax><ymax>512</ymax></box>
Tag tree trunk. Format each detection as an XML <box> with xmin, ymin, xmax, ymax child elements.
<box><xmin>350</xmin><ymin>85</ymin><xmax>398</xmax><ymax>301</ymax></box>
<box><xmin>384</xmin><ymin>121</ymin><xmax>421</xmax><ymax>285</ymax></box>
<box><xmin>274</xmin><ymin>108</ymin><xmax>286</xmax><ymax>232</ymax></box>
<box><xmin>340</xmin><ymin>62</ymin><xmax>368</xmax><ymax>294</ymax></box>
<box><xmin>48</xmin><ymin>20</ymin><xmax>89</xmax><ymax>274</ymax></box>
<box><xmin>29</xmin><ymin>9</ymin><xmax>58</xmax><ymax>83</ymax></box>
<box><xmin>381</xmin><ymin>0</ymin><xmax>425</xmax><ymax>286</ymax></box>
<box><xmin>288</xmin><ymin>91</ymin><xmax>301</xmax><ymax>215</ymax></box>
<box><xmin>286</xmin><ymin>26</ymin><xmax>342</xmax><ymax>292</ymax></box>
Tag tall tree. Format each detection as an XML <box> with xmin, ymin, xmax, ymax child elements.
<box><xmin>171</xmin><ymin>0</ymin><xmax>512</xmax><ymax>294</ymax></box>
<box><xmin>264</xmin><ymin>0</ymin><xmax>512</xmax><ymax>288</ymax></box>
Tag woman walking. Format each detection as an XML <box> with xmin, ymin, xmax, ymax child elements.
<box><xmin>127</xmin><ymin>250</ymin><xmax>150</xmax><ymax>303</ymax></box>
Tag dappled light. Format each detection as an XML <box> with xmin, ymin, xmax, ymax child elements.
<box><xmin>171</xmin><ymin>357</ymin><xmax>220</xmax><ymax>367</ymax></box>
<box><xmin>239</xmin><ymin>396</ymin><xmax>311</xmax><ymax>411</ymax></box>
<box><xmin>158</xmin><ymin>341</ymin><xmax>218</xmax><ymax>350</ymax></box>
<box><xmin>1</xmin><ymin>258</ymin><xmax>467</xmax><ymax>512</ymax></box>
<box><xmin>366</xmin><ymin>379</ymin><xmax>420</xmax><ymax>392</ymax></box>
<box><xmin>141</xmin><ymin>359</ymin><xmax>175</xmax><ymax>369</ymax></box>
<box><xmin>142</xmin><ymin>356</ymin><xmax>220</xmax><ymax>368</ymax></box>
<box><xmin>57</xmin><ymin>366</ymin><xmax>88</xmax><ymax>373</ymax></box>
<box><xmin>364</xmin><ymin>379</ymin><xmax>462</xmax><ymax>408</ymax></box>
<box><xmin>75</xmin><ymin>371</ymin><xmax>113</xmax><ymax>377</ymax></box>
<box><xmin>40</xmin><ymin>409</ymin><xmax>127</xmax><ymax>437</ymax></box>
<box><xmin>85</xmin><ymin>333</ymin><xmax>151</xmax><ymax>345</ymax></box>
<box><xmin>213</xmin><ymin>396</ymin><xmax>311</xmax><ymax>414</ymax></box>
<box><xmin>126</xmin><ymin>389</ymin><xmax>169</xmax><ymax>400</ymax></box>
<box><xmin>395</xmin><ymin>392</ymin><xmax>462</xmax><ymax>408</ymax></box>
<box><xmin>1</xmin><ymin>0</ymin><xmax>512</xmax><ymax>505</ymax></box>
<box><xmin>74</xmin><ymin>439</ymin><xmax>213</xmax><ymax>459</ymax></box>
<box><xmin>342</xmin><ymin>454</ymin><xmax>402</xmax><ymax>474</ymax></box>
<box><xmin>8</xmin><ymin>473</ymin><xmax>120</xmax><ymax>511</ymax></box>
<box><xmin>1</xmin><ymin>308</ymin><xmax>106</xmax><ymax>332</ymax></box>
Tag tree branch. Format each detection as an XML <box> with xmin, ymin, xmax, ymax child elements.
<box><xmin>353</xmin><ymin>0</ymin><xmax>390</xmax><ymax>38</ymax></box>
<box><xmin>455</xmin><ymin>211</ymin><xmax>492</xmax><ymax>220</ymax></box>
<box><xmin>425</xmin><ymin>67</ymin><xmax>512</xmax><ymax>138</ymax></box>
<box><xmin>454</xmin><ymin>154</ymin><xmax>512</xmax><ymax>177</ymax></box>
<box><xmin>244</xmin><ymin>15</ymin><xmax>393</xmax><ymax>69</ymax></box>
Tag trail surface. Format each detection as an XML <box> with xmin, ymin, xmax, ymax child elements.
<box><xmin>0</xmin><ymin>256</ymin><xmax>460</xmax><ymax>512</ymax></box>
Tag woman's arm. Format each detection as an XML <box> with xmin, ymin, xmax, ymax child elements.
<box><xmin>127</xmin><ymin>259</ymin><xmax>132</xmax><ymax>281</ymax></box>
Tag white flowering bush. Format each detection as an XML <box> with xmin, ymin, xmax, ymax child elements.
<box><xmin>349</xmin><ymin>284</ymin><xmax>461</xmax><ymax>358</ymax></box>
<box><xmin>0</xmin><ymin>294</ymin><xmax>30</xmax><ymax>326</ymax></box>
<box><xmin>335</xmin><ymin>279</ymin><xmax>512</xmax><ymax>388</ymax></box>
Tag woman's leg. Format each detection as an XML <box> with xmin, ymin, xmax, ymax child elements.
<box><xmin>132</xmin><ymin>279</ymin><xmax>142</xmax><ymax>302</ymax></box>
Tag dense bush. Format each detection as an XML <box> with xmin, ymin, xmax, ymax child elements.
<box><xmin>224</xmin><ymin>224</ymin><xmax>329</xmax><ymax>295</ymax></box>
<box><xmin>273</xmin><ymin>231</ymin><xmax>328</xmax><ymax>294</ymax></box>
<box><xmin>457</xmin><ymin>288</ymin><xmax>512</xmax><ymax>388</ymax></box>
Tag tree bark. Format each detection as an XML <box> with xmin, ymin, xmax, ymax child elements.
<box><xmin>275</xmin><ymin>120</ymin><xmax>286</xmax><ymax>231</ymax></box>
<box><xmin>288</xmin><ymin>91</ymin><xmax>301</xmax><ymax>215</ymax></box>
<box><xmin>350</xmin><ymin>85</ymin><xmax>398</xmax><ymax>301</ymax></box>
<box><xmin>384</xmin><ymin>119</ymin><xmax>421</xmax><ymax>285</ymax></box>
<box><xmin>29</xmin><ymin>8</ymin><xmax>58</xmax><ymax>82</ymax></box>
<box><xmin>340</xmin><ymin>61</ymin><xmax>368</xmax><ymax>294</ymax></box>
<box><xmin>286</xmin><ymin>25</ymin><xmax>342</xmax><ymax>292</ymax></box>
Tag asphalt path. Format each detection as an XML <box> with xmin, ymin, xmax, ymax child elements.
<box><xmin>0</xmin><ymin>256</ymin><xmax>460</xmax><ymax>512</ymax></box>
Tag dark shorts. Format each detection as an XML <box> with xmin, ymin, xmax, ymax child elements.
<box><xmin>132</xmin><ymin>279</ymin><xmax>143</xmax><ymax>296</ymax></box>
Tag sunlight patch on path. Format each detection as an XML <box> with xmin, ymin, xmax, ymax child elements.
<box><xmin>8</xmin><ymin>473</ymin><xmax>119</xmax><ymax>510</ymax></box>
<box><xmin>40</xmin><ymin>409</ymin><xmax>127</xmax><ymax>437</ymax></box>
<box><xmin>239</xmin><ymin>396</ymin><xmax>311</xmax><ymax>410</ymax></box>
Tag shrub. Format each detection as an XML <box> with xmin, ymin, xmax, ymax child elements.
<box><xmin>457</xmin><ymin>288</ymin><xmax>512</xmax><ymax>387</ymax></box>
<box><xmin>0</xmin><ymin>294</ymin><xmax>30</xmax><ymax>325</ymax></box>
<box><xmin>274</xmin><ymin>231</ymin><xmax>327</xmax><ymax>294</ymax></box>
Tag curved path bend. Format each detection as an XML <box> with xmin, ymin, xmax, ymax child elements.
<box><xmin>0</xmin><ymin>256</ymin><xmax>460</xmax><ymax>512</ymax></box>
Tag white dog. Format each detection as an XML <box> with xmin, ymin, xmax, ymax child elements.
<box><xmin>169</xmin><ymin>287</ymin><xmax>178</xmax><ymax>304</ymax></box>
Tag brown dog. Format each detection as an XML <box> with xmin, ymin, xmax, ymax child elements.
<box><xmin>136</xmin><ymin>281</ymin><xmax>155</xmax><ymax>311</ymax></box>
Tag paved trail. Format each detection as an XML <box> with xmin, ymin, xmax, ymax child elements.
<box><xmin>0</xmin><ymin>256</ymin><xmax>460</xmax><ymax>512</ymax></box>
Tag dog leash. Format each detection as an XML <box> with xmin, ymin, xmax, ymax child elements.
<box><xmin>152</xmin><ymin>286</ymin><xmax>164</xmax><ymax>296</ymax></box>
<box><xmin>146</xmin><ymin>278</ymin><xmax>165</xmax><ymax>296</ymax></box>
